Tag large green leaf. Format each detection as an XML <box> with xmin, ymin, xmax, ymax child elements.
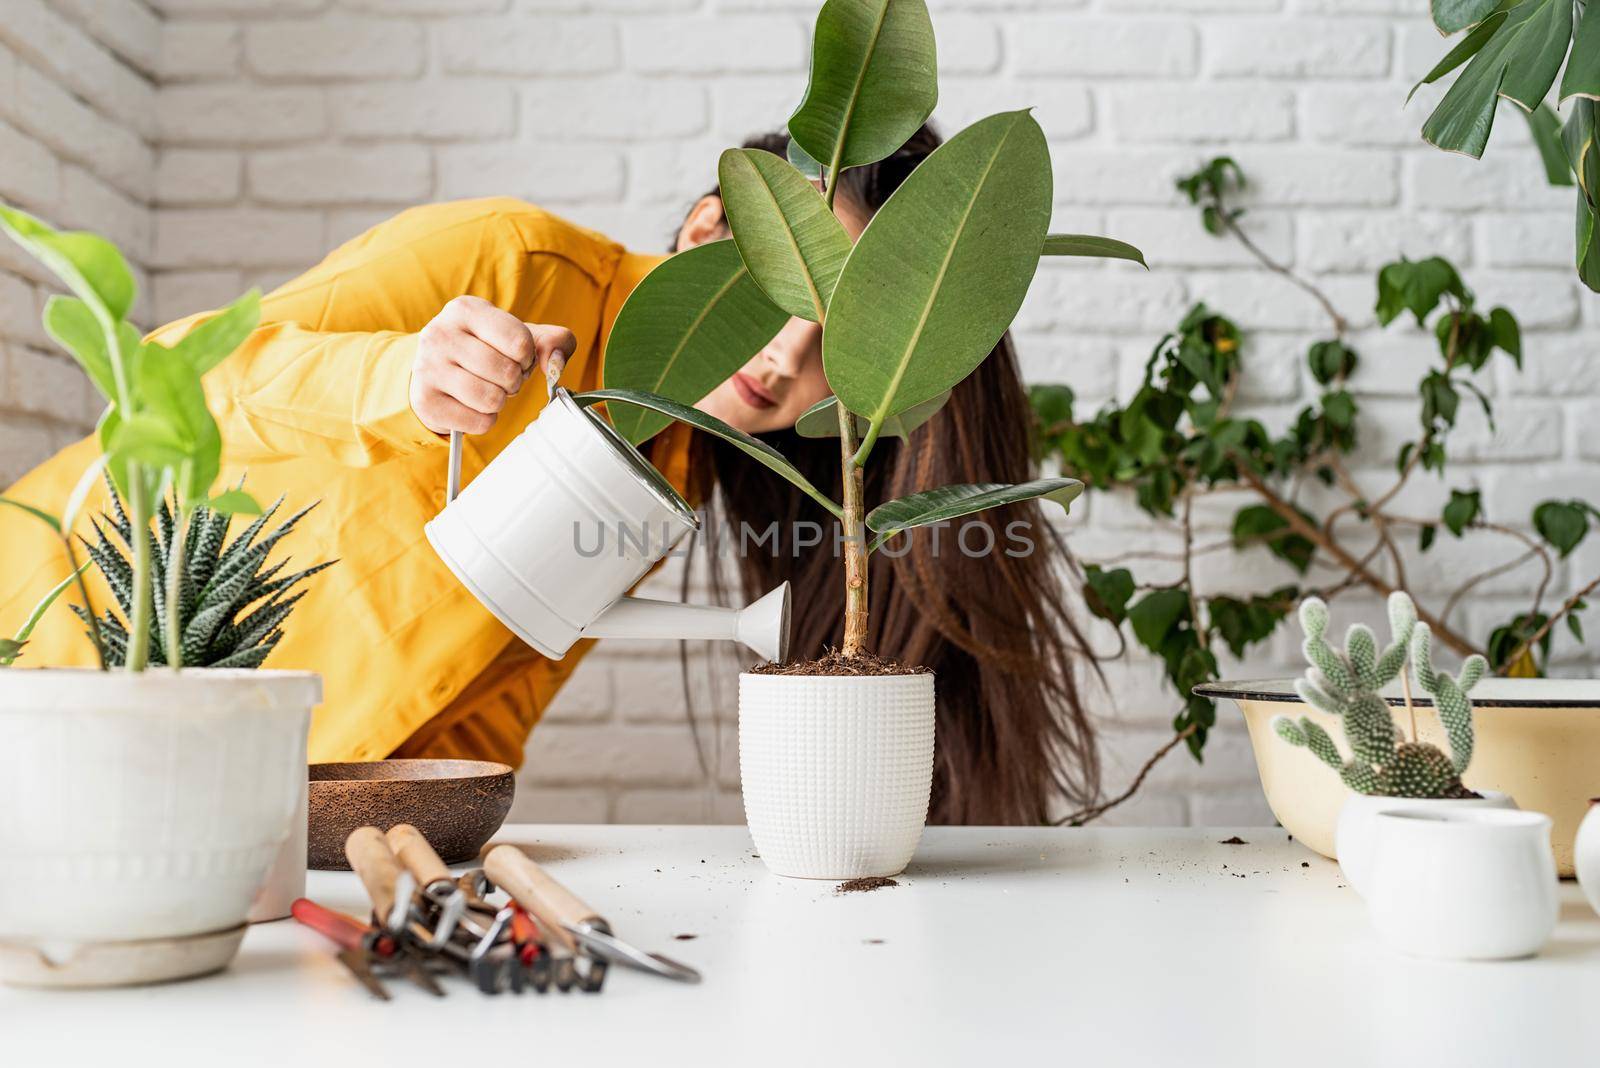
<box><xmin>1041</xmin><ymin>233</ymin><xmax>1147</xmax><ymax>268</ymax></box>
<box><xmin>1561</xmin><ymin>1</ymin><xmax>1599</xmax><ymax>102</ymax></box>
<box><xmin>1526</xmin><ymin>103</ymin><xmax>1576</xmax><ymax>185</ymax></box>
<box><xmin>161</xmin><ymin>289</ymin><xmax>262</xmax><ymax>376</ymax></box>
<box><xmin>574</xmin><ymin>388</ymin><xmax>842</xmax><ymax>519</ymax></box>
<box><xmin>823</xmin><ymin>110</ymin><xmax>1052</xmax><ymax>450</ymax></box>
<box><xmin>719</xmin><ymin>149</ymin><xmax>852</xmax><ymax>322</ymax></box>
<box><xmin>794</xmin><ymin>391</ymin><xmax>949</xmax><ymax>440</ymax></box>
<box><xmin>1408</xmin><ymin>9</ymin><xmax>1509</xmax><ymax>104</ymax></box>
<box><xmin>0</xmin><ymin>205</ymin><xmax>135</xmax><ymax>323</ymax></box>
<box><xmin>134</xmin><ymin>351</ymin><xmax>222</xmax><ymax>506</ymax></box>
<box><xmin>1433</xmin><ymin>0</ymin><xmax>1500</xmax><ymax>33</ymax></box>
<box><xmin>602</xmin><ymin>240</ymin><xmax>787</xmax><ymax>444</ymax></box>
<box><xmin>864</xmin><ymin>478</ymin><xmax>1082</xmax><ymax>552</ymax></box>
<box><xmin>787</xmin><ymin>137</ymin><xmax>824</xmax><ymax>181</ymax></box>
<box><xmin>41</xmin><ymin>296</ymin><xmax>117</xmax><ymax>400</ymax></box>
<box><xmin>1564</xmin><ymin>98</ymin><xmax>1600</xmax><ymax>290</ymax></box>
<box><xmin>1422</xmin><ymin>0</ymin><xmax>1573</xmax><ymax>158</ymax></box>
<box><xmin>787</xmin><ymin>0</ymin><xmax>938</xmax><ymax>175</ymax></box>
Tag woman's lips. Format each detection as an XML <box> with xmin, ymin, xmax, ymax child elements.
<box><xmin>731</xmin><ymin>372</ymin><xmax>779</xmax><ymax>410</ymax></box>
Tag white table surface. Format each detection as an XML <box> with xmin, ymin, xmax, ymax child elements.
<box><xmin>4</xmin><ymin>824</ymin><xmax>1598</xmax><ymax>1067</ymax></box>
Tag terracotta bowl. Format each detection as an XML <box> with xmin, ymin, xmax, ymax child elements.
<box><xmin>307</xmin><ymin>760</ymin><xmax>515</xmax><ymax>870</ymax></box>
<box><xmin>1197</xmin><ymin>678</ymin><xmax>1600</xmax><ymax>876</ymax></box>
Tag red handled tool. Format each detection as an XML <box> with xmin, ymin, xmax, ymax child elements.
<box><xmin>290</xmin><ymin>898</ymin><xmax>394</xmax><ymax>1000</ymax></box>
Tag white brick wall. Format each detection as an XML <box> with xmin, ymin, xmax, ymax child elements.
<box><xmin>1</xmin><ymin>0</ymin><xmax>1596</xmax><ymax>827</ymax></box>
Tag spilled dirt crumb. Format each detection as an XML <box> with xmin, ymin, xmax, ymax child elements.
<box><xmin>1218</xmin><ymin>836</ymin><xmax>1248</xmax><ymax>845</ymax></box>
<box><xmin>836</xmin><ymin>876</ymin><xmax>899</xmax><ymax>894</ymax></box>
<box><xmin>673</xmin><ymin>934</ymin><xmax>698</xmax><ymax>941</ymax></box>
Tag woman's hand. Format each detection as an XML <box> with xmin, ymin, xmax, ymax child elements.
<box><xmin>409</xmin><ymin>295</ymin><xmax>575</xmax><ymax>435</ymax></box>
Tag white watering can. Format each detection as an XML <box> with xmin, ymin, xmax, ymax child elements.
<box><xmin>424</xmin><ymin>387</ymin><xmax>791</xmax><ymax>662</ymax></box>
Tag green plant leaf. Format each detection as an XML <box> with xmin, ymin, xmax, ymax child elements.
<box><xmin>206</xmin><ymin>489</ymin><xmax>262</xmax><ymax>515</ymax></box>
<box><xmin>1443</xmin><ymin>488</ymin><xmax>1482</xmax><ymax>535</ymax></box>
<box><xmin>1533</xmin><ymin>499</ymin><xmax>1588</xmax><ymax>556</ymax></box>
<box><xmin>824</xmin><ymin>110</ymin><xmax>1052</xmax><ymax>442</ymax></box>
<box><xmin>1488</xmin><ymin>306</ymin><xmax>1522</xmax><ymax>362</ymax></box>
<box><xmin>1433</xmin><ymin>0</ymin><xmax>1500</xmax><ymax>33</ymax></box>
<box><xmin>0</xmin><ymin>495</ymin><xmax>62</xmax><ymax>533</ymax></box>
<box><xmin>1525</xmin><ymin>103</ymin><xmax>1577</xmax><ymax>185</ymax></box>
<box><xmin>1041</xmin><ymin>234</ymin><xmax>1147</xmax><ymax>268</ymax></box>
<box><xmin>1408</xmin><ymin>10</ymin><xmax>1508</xmax><ymax>105</ymax></box>
<box><xmin>42</xmin><ymin>296</ymin><xmax>117</xmax><ymax>400</ymax></box>
<box><xmin>108</xmin><ymin>412</ymin><xmax>189</xmax><ymax>471</ymax></box>
<box><xmin>1232</xmin><ymin>504</ymin><xmax>1316</xmax><ymax>574</ymax></box>
<box><xmin>794</xmin><ymin>391</ymin><xmax>949</xmax><ymax>440</ymax></box>
<box><xmin>134</xmin><ymin>350</ymin><xmax>222</xmax><ymax>505</ymax></box>
<box><xmin>573</xmin><ymin>388</ymin><xmax>842</xmax><ymax>519</ymax></box>
<box><xmin>787</xmin><ymin>137</ymin><xmax>824</xmax><ymax>181</ymax></box>
<box><xmin>1082</xmin><ymin>565</ymin><xmax>1136</xmax><ymax>627</ymax></box>
<box><xmin>718</xmin><ymin>149</ymin><xmax>852</xmax><ymax>322</ymax></box>
<box><xmin>1565</xmin><ymin>99</ymin><xmax>1600</xmax><ymax>291</ymax></box>
<box><xmin>1560</xmin><ymin>0</ymin><xmax>1599</xmax><ymax>103</ymax></box>
<box><xmin>864</xmin><ymin>477</ymin><xmax>1082</xmax><ymax>550</ymax></box>
<box><xmin>0</xmin><ymin>638</ymin><xmax>23</xmax><ymax>664</ymax></box>
<box><xmin>161</xmin><ymin>289</ymin><xmax>261</xmax><ymax>376</ymax></box>
<box><xmin>1421</xmin><ymin>0</ymin><xmax>1573</xmax><ymax>158</ymax></box>
<box><xmin>1376</xmin><ymin>256</ymin><xmax>1468</xmax><ymax>326</ymax></box>
<box><xmin>5</xmin><ymin>560</ymin><xmax>91</xmax><ymax>664</ymax></box>
<box><xmin>1128</xmin><ymin>588</ymin><xmax>1189</xmax><ymax>653</ymax></box>
<box><xmin>0</xmin><ymin>205</ymin><xmax>135</xmax><ymax>323</ymax></box>
<box><xmin>602</xmin><ymin>240</ymin><xmax>788</xmax><ymax>443</ymax></box>
<box><xmin>788</xmin><ymin>0</ymin><xmax>938</xmax><ymax>174</ymax></box>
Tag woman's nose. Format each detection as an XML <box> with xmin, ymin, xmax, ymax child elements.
<box><xmin>761</xmin><ymin>318</ymin><xmax>821</xmax><ymax>376</ymax></box>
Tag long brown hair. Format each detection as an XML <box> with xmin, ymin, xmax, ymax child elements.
<box><xmin>683</xmin><ymin>126</ymin><xmax>1101</xmax><ymax>825</ymax></box>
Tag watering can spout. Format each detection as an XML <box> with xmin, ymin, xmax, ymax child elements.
<box><xmin>581</xmin><ymin>582</ymin><xmax>791</xmax><ymax>663</ymax></box>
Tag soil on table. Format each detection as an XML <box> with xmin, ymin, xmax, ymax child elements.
<box><xmin>836</xmin><ymin>876</ymin><xmax>899</xmax><ymax>894</ymax></box>
<box><xmin>749</xmin><ymin>650</ymin><xmax>930</xmax><ymax>677</ymax></box>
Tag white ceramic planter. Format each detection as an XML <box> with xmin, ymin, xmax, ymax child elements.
<box><xmin>0</xmin><ymin>668</ymin><xmax>318</xmax><ymax>983</ymax></box>
<box><xmin>1575</xmin><ymin>801</ymin><xmax>1600</xmax><ymax>918</ymax></box>
<box><xmin>739</xmin><ymin>672</ymin><xmax>935</xmax><ymax>880</ymax></box>
<box><xmin>1336</xmin><ymin>790</ymin><xmax>1515</xmax><ymax>897</ymax></box>
<box><xmin>1366</xmin><ymin>808</ymin><xmax>1557</xmax><ymax>961</ymax></box>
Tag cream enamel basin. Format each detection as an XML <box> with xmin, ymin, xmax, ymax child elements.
<box><xmin>1196</xmin><ymin>678</ymin><xmax>1600</xmax><ymax>876</ymax></box>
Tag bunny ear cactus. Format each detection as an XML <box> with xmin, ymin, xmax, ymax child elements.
<box><xmin>571</xmin><ymin>0</ymin><xmax>1146</xmax><ymax>661</ymax></box>
<box><xmin>1273</xmin><ymin>591</ymin><xmax>1483</xmax><ymax>799</ymax></box>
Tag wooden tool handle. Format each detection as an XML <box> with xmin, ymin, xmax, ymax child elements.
<box><xmin>484</xmin><ymin>845</ymin><xmax>600</xmax><ymax>953</ymax></box>
<box><xmin>345</xmin><ymin>826</ymin><xmax>404</xmax><ymax>922</ymax></box>
<box><xmin>385</xmin><ymin>824</ymin><xmax>451</xmax><ymax>888</ymax></box>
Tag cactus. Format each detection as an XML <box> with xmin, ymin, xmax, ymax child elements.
<box><xmin>1271</xmin><ymin>591</ymin><xmax>1481</xmax><ymax>799</ymax></box>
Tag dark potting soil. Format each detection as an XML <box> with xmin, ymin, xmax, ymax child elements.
<box><xmin>1218</xmin><ymin>836</ymin><xmax>1249</xmax><ymax>845</ymax></box>
<box><xmin>836</xmin><ymin>876</ymin><xmax>899</xmax><ymax>894</ymax></box>
<box><xmin>749</xmin><ymin>650</ymin><xmax>930</xmax><ymax>677</ymax></box>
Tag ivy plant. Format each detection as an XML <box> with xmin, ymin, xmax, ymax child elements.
<box><xmin>0</xmin><ymin>207</ymin><xmax>265</xmax><ymax>671</ymax></box>
<box><xmin>1033</xmin><ymin>156</ymin><xmax>1598</xmax><ymax>807</ymax></box>
<box><xmin>573</xmin><ymin>0</ymin><xmax>1146</xmax><ymax>662</ymax></box>
<box><xmin>1412</xmin><ymin>0</ymin><xmax>1599</xmax><ymax>291</ymax></box>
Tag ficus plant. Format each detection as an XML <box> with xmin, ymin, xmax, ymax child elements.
<box><xmin>1412</xmin><ymin>0</ymin><xmax>1599</xmax><ymax>291</ymax></box>
<box><xmin>0</xmin><ymin>205</ymin><xmax>265</xmax><ymax>672</ymax></box>
<box><xmin>1030</xmin><ymin>156</ymin><xmax>1597</xmax><ymax>820</ymax></box>
<box><xmin>570</xmin><ymin>0</ymin><xmax>1146</xmax><ymax>662</ymax></box>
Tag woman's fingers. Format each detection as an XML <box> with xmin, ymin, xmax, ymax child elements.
<box><xmin>527</xmin><ymin>324</ymin><xmax>576</xmax><ymax>388</ymax></box>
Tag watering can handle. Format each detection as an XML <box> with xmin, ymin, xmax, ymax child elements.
<box><xmin>444</xmin><ymin>359</ymin><xmax>563</xmax><ymax>505</ymax></box>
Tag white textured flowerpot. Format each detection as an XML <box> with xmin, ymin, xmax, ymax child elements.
<box><xmin>1576</xmin><ymin>801</ymin><xmax>1600</xmax><ymax>918</ymax></box>
<box><xmin>1336</xmin><ymin>789</ymin><xmax>1515</xmax><ymax>897</ymax></box>
<box><xmin>739</xmin><ymin>672</ymin><xmax>935</xmax><ymax>879</ymax></box>
<box><xmin>0</xmin><ymin>668</ymin><xmax>318</xmax><ymax>984</ymax></box>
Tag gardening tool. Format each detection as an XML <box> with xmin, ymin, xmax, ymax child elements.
<box><xmin>385</xmin><ymin>823</ymin><xmax>468</xmax><ymax>947</ymax></box>
<box><xmin>425</xmin><ymin>387</ymin><xmax>791</xmax><ymax>663</ymax></box>
<box><xmin>289</xmin><ymin>898</ymin><xmax>393</xmax><ymax>1001</ymax></box>
<box><xmin>484</xmin><ymin>844</ymin><xmax>701</xmax><ymax>985</ymax></box>
<box><xmin>343</xmin><ymin>827</ymin><xmax>447</xmax><ymax>997</ymax></box>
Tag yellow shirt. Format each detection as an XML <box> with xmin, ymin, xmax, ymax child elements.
<box><xmin>0</xmin><ymin>198</ymin><xmax>687</xmax><ymax>766</ymax></box>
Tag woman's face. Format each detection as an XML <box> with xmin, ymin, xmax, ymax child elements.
<box><xmin>676</xmin><ymin>194</ymin><xmax>868</xmax><ymax>435</ymax></box>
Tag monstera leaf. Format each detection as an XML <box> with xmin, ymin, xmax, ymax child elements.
<box><xmin>719</xmin><ymin>148</ymin><xmax>852</xmax><ymax>322</ymax></box>
<box><xmin>823</xmin><ymin>110</ymin><xmax>1052</xmax><ymax>460</ymax></box>
<box><xmin>1433</xmin><ymin>0</ymin><xmax>1499</xmax><ymax>34</ymax></box>
<box><xmin>574</xmin><ymin>389</ymin><xmax>842</xmax><ymax>519</ymax></box>
<box><xmin>601</xmin><ymin>240</ymin><xmax>788</xmax><ymax>444</ymax></box>
<box><xmin>864</xmin><ymin>478</ymin><xmax>1083</xmax><ymax>552</ymax></box>
<box><xmin>794</xmin><ymin>391</ymin><xmax>950</xmax><ymax>440</ymax></box>
<box><xmin>788</xmin><ymin>0</ymin><xmax>938</xmax><ymax>176</ymax></box>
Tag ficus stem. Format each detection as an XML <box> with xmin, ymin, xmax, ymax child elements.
<box><xmin>836</xmin><ymin>400</ymin><xmax>869</xmax><ymax>657</ymax></box>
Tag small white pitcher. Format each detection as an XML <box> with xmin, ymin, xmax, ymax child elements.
<box><xmin>425</xmin><ymin>388</ymin><xmax>789</xmax><ymax>662</ymax></box>
<box><xmin>1366</xmin><ymin>808</ymin><xmax>1557</xmax><ymax>960</ymax></box>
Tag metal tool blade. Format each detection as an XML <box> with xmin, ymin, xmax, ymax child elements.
<box><xmin>567</xmin><ymin>924</ymin><xmax>702</xmax><ymax>984</ymax></box>
<box><xmin>335</xmin><ymin>948</ymin><xmax>391</xmax><ymax>1001</ymax></box>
